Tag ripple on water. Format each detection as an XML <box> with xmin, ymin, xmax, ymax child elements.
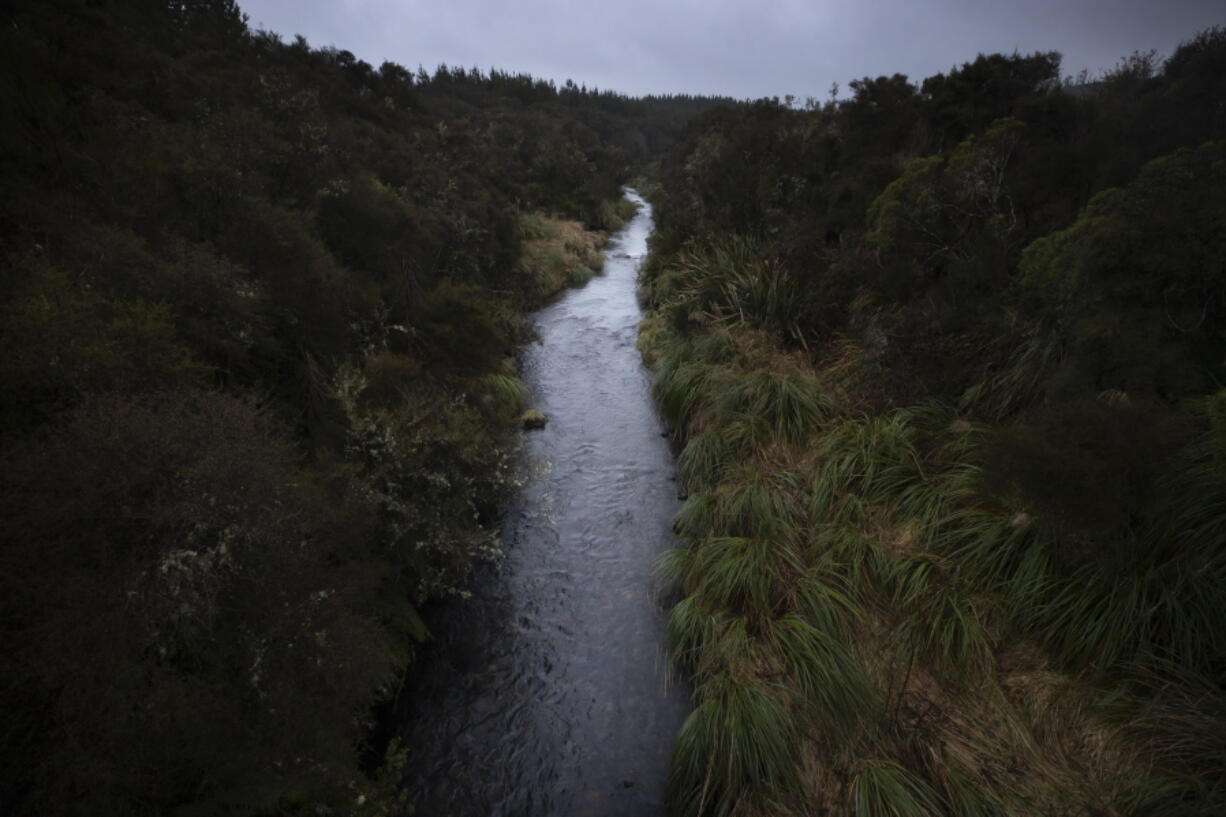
<box><xmin>395</xmin><ymin>191</ymin><xmax>689</xmax><ymax>817</ymax></box>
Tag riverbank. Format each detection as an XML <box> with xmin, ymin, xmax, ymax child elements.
<box><xmin>637</xmin><ymin>228</ymin><xmax>1226</xmax><ymax>817</ymax></box>
<box><xmin>519</xmin><ymin>198</ymin><xmax>641</xmax><ymax>305</ymax></box>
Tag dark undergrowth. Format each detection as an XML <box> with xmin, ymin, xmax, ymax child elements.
<box><xmin>0</xmin><ymin>2</ymin><xmax>719</xmax><ymax>815</ymax></box>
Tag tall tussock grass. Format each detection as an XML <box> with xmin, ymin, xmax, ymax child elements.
<box><xmin>641</xmin><ymin>239</ymin><xmax>1226</xmax><ymax>816</ymax></box>
<box><xmin>657</xmin><ymin>235</ymin><xmax>807</xmax><ymax>346</ymax></box>
<box><xmin>849</xmin><ymin>760</ymin><xmax>945</xmax><ymax>817</ymax></box>
<box><xmin>669</xmin><ymin>672</ymin><xmax>799</xmax><ymax>817</ymax></box>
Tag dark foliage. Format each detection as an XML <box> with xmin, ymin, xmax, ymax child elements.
<box><xmin>641</xmin><ymin>25</ymin><xmax>1226</xmax><ymax>817</ymax></box>
<box><xmin>0</xmin><ymin>1</ymin><xmax>726</xmax><ymax>814</ymax></box>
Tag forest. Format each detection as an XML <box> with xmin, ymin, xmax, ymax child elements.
<box><xmin>640</xmin><ymin>26</ymin><xmax>1226</xmax><ymax>817</ymax></box>
<box><xmin>0</xmin><ymin>1</ymin><xmax>722</xmax><ymax>814</ymax></box>
<box><xmin>2</xmin><ymin>0</ymin><xmax>1225</xmax><ymax>816</ymax></box>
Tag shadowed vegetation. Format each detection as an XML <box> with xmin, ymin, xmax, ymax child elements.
<box><xmin>642</xmin><ymin>25</ymin><xmax>1226</xmax><ymax>817</ymax></box>
<box><xmin>0</xmin><ymin>1</ymin><xmax>730</xmax><ymax>814</ymax></box>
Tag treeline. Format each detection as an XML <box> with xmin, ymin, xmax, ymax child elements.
<box><xmin>0</xmin><ymin>1</ymin><xmax>722</xmax><ymax>814</ymax></box>
<box><xmin>641</xmin><ymin>29</ymin><xmax>1226</xmax><ymax>817</ymax></box>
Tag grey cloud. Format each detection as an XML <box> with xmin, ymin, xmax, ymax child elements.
<box><xmin>238</xmin><ymin>0</ymin><xmax>1223</xmax><ymax>98</ymax></box>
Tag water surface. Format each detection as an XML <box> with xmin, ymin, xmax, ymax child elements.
<box><xmin>396</xmin><ymin>190</ymin><xmax>688</xmax><ymax>817</ymax></box>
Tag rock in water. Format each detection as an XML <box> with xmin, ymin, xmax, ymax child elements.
<box><xmin>521</xmin><ymin>409</ymin><xmax>548</xmax><ymax>430</ymax></box>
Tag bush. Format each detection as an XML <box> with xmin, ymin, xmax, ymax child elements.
<box><xmin>0</xmin><ymin>390</ymin><xmax>403</xmax><ymax>815</ymax></box>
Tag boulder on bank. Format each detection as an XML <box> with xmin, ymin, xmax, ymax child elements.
<box><xmin>520</xmin><ymin>409</ymin><xmax>548</xmax><ymax>430</ymax></box>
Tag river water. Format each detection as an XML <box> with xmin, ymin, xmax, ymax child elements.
<box><xmin>394</xmin><ymin>190</ymin><xmax>689</xmax><ymax>817</ymax></box>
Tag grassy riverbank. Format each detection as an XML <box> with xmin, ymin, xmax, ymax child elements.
<box><xmin>519</xmin><ymin>197</ymin><xmax>639</xmax><ymax>302</ymax></box>
<box><xmin>640</xmin><ymin>31</ymin><xmax>1226</xmax><ymax>817</ymax></box>
<box><xmin>642</xmin><ymin>288</ymin><xmax>1226</xmax><ymax>816</ymax></box>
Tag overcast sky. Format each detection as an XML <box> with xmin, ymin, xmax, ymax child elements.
<box><xmin>237</xmin><ymin>0</ymin><xmax>1222</xmax><ymax>100</ymax></box>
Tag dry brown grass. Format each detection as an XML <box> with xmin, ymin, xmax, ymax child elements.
<box><xmin>786</xmin><ymin>602</ymin><xmax>1151</xmax><ymax>816</ymax></box>
<box><xmin>520</xmin><ymin>213</ymin><xmax>607</xmax><ymax>301</ymax></box>
<box><xmin>649</xmin><ymin>295</ymin><xmax>1187</xmax><ymax>817</ymax></box>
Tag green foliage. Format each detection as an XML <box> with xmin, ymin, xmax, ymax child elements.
<box><xmin>768</xmin><ymin>613</ymin><xmax>874</xmax><ymax>733</ymax></box>
<box><xmin>867</xmin><ymin>118</ymin><xmax>1025</xmax><ymax>278</ymax></box>
<box><xmin>677</xmin><ymin>430</ymin><xmax>737</xmax><ymax>491</ymax></box>
<box><xmin>353</xmin><ymin>739</ymin><xmax>413</xmax><ymax>817</ymax></box>
<box><xmin>891</xmin><ymin>566</ymin><xmax>993</xmax><ymax>675</ymax></box>
<box><xmin>721</xmin><ymin>369</ymin><xmax>836</xmax><ymax>442</ymax></box>
<box><xmin>645</xmin><ymin>29</ymin><xmax>1226</xmax><ymax>816</ymax></box>
<box><xmin>921</xmin><ymin>51</ymin><xmax>1060</xmax><ymax>146</ymax></box>
<box><xmin>689</xmin><ymin>535</ymin><xmax>793</xmax><ymax>615</ymax></box>
<box><xmin>940</xmin><ymin>767</ymin><xmax>1004</xmax><ymax>817</ymax></box>
<box><xmin>0</xmin><ymin>391</ymin><xmax>404</xmax><ymax>815</ymax></box>
<box><xmin>669</xmin><ymin>672</ymin><xmax>799</xmax><ymax>816</ymax></box>
<box><xmin>653</xmin><ymin>236</ymin><xmax>808</xmax><ymax>343</ymax></box>
<box><xmin>849</xmin><ymin>760</ymin><xmax>945</xmax><ymax>817</ymax></box>
<box><xmin>975</xmin><ymin>397</ymin><xmax>1171</xmax><ymax>538</ymax></box>
<box><xmin>476</xmin><ymin>371</ymin><xmax>532</xmax><ymax>419</ymax></box>
<box><xmin>0</xmin><ymin>2</ymin><xmax>722</xmax><ymax>814</ymax></box>
<box><xmin>418</xmin><ymin>281</ymin><xmax>511</xmax><ymax>374</ymax></box>
<box><xmin>595</xmin><ymin>196</ymin><xmax>641</xmax><ymax>231</ymax></box>
<box><xmin>517</xmin><ymin>213</ymin><xmax>608</xmax><ymax>301</ymax></box>
<box><xmin>0</xmin><ymin>267</ymin><xmax>201</xmax><ymax>424</ymax></box>
<box><xmin>1017</xmin><ymin>141</ymin><xmax>1226</xmax><ymax>399</ymax></box>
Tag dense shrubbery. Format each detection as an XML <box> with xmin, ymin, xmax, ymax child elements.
<box><xmin>643</xmin><ymin>28</ymin><xmax>1226</xmax><ymax>817</ymax></box>
<box><xmin>0</xmin><ymin>1</ymin><xmax>723</xmax><ymax>814</ymax></box>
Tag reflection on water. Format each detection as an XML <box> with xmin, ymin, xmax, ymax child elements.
<box><xmin>395</xmin><ymin>191</ymin><xmax>689</xmax><ymax>817</ymax></box>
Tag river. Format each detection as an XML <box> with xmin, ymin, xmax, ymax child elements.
<box><xmin>394</xmin><ymin>190</ymin><xmax>689</xmax><ymax>816</ymax></box>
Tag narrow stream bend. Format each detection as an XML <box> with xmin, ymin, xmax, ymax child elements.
<box><xmin>396</xmin><ymin>190</ymin><xmax>689</xmax><ymax>816</ymax></box>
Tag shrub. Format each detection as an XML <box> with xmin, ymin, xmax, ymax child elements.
<box><xmin>0</xmin><ymin>390</ymin><xmax>404</xmax><ymax>815</ymax></box>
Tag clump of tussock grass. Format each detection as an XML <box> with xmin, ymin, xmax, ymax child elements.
<box><xmin>644</xmin><ymin>235</ymin><xmax>1226</xmax><ymax>817</ymax></box>
<box><xmin>939</xmin><ymin>766</ymin><xmax>1005</xmax><ymax>817</ymax></box>
<box><xmin>666</xmin><ymin>595</ymin><xmax>723</xmax><ymax>673</ymax></box>
<box><xmin>765</xmin><ymin>613</ymin><xmax>875</xmax><ymax>734</ymax></box>
<box><xmin>918</xmin><ymin>598</ymin><xmax>994</xmax><ymax>679</ymax></box>
<box><xmin>810</xmin><ymin>412</ymin><xmax>930</xmax><ymax>512</ymax></box>
<box><xmin>928</xmin><ymin>497</ymin><xmax>1056</xmax><ymax>591</ymax></box>
<box><xmin>928</xmin><ymin>399</ymin><xmax>1226</xmax><ymax>679</ymax></box>
<box><xmin>669</xmin><ymin>671</ymin><xmax>800</xmax><ymax>817</ymax></box>
<box><xmin>567</xmin><ymin>262</ymin><xmax>599</xmax><ymax>287</ymax></box>
<box><xmin>651</xmin><ymin>358</ymin><xmax>724</xmax><ymax>431</ymax></box>
<box><xmin>1021</xmin><ymin>556</ymin><xmax>1226</xmax><ymax>680</ymax></box>
<box><xmin>713</xmin><ymin>368</ymin><xmax>836</xmax><ymax>443</ymax></box>
<box><xmin>848</xmin><ymin>759</ymin><xmax>944</xmax><ymax>817</ymax></box>
<box><xmin>707</xmin><ymin>465</ymin><xmax>806</xmax><ymax>541</ymax></box>
<box><xmin>673</xmin><ymin>491</ymin><xmax>719</xmax><ymax>540</ymax></box>
<box><xmin>715</xmin><ymin>413</ymin><xmax>774</xmax><ymax>459</ymax></box>
<box><xmin>661</xmin><ymin>235</ymin><xmax>807</xmax><ymax>345</ymax></box>
<box><xmin>594</xmin><ymin>196</ymin><xmax>640</xmax><ymax>231</ymax></box>
<box><xmin>1105</xmin><ymin>662</ymin><xmax>1226</xmax><ymax>788</ymax></box>
<box><xmin>677</xmin><ymin>431</ymin><xmax>737</xmax><ymax>492</ymax></box>
<box><xmin>517</xmin><ymin>210</ymin><xmax>551</xmax><ymax>241</ymax></box>
<box><xmin>1108</xmin><ymin>665</ymin><xmax>1226</xmax><ymax>817</ymax></box>
<box><xmin>690</xmin><ymin>327</ymin><xmax>740</xmax><ymax>364</ymax></box>
<box><xmin>791</xmin><ymin>564</ymin><xmax>862</xmax><ymax>638</ymax></box>
<box><xmin>475</xmin><ymin>372</ymin><xmax>530</xmax><ymax>419</ymax></box>
<box><xmin>688</xmin><ymin>536</ymin><xmax>794</xmax><ymax>619</ymax></box>
<box><xmin>653</xmin><ymin>545</ymin><xmax>695</xmax><ymax>598</ymax></box>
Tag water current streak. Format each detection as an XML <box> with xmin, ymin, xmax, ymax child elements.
<box><xmin>396</xmin><ymin>191</ymin><xmax>689</xmax><ymax>817</ymax></box>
